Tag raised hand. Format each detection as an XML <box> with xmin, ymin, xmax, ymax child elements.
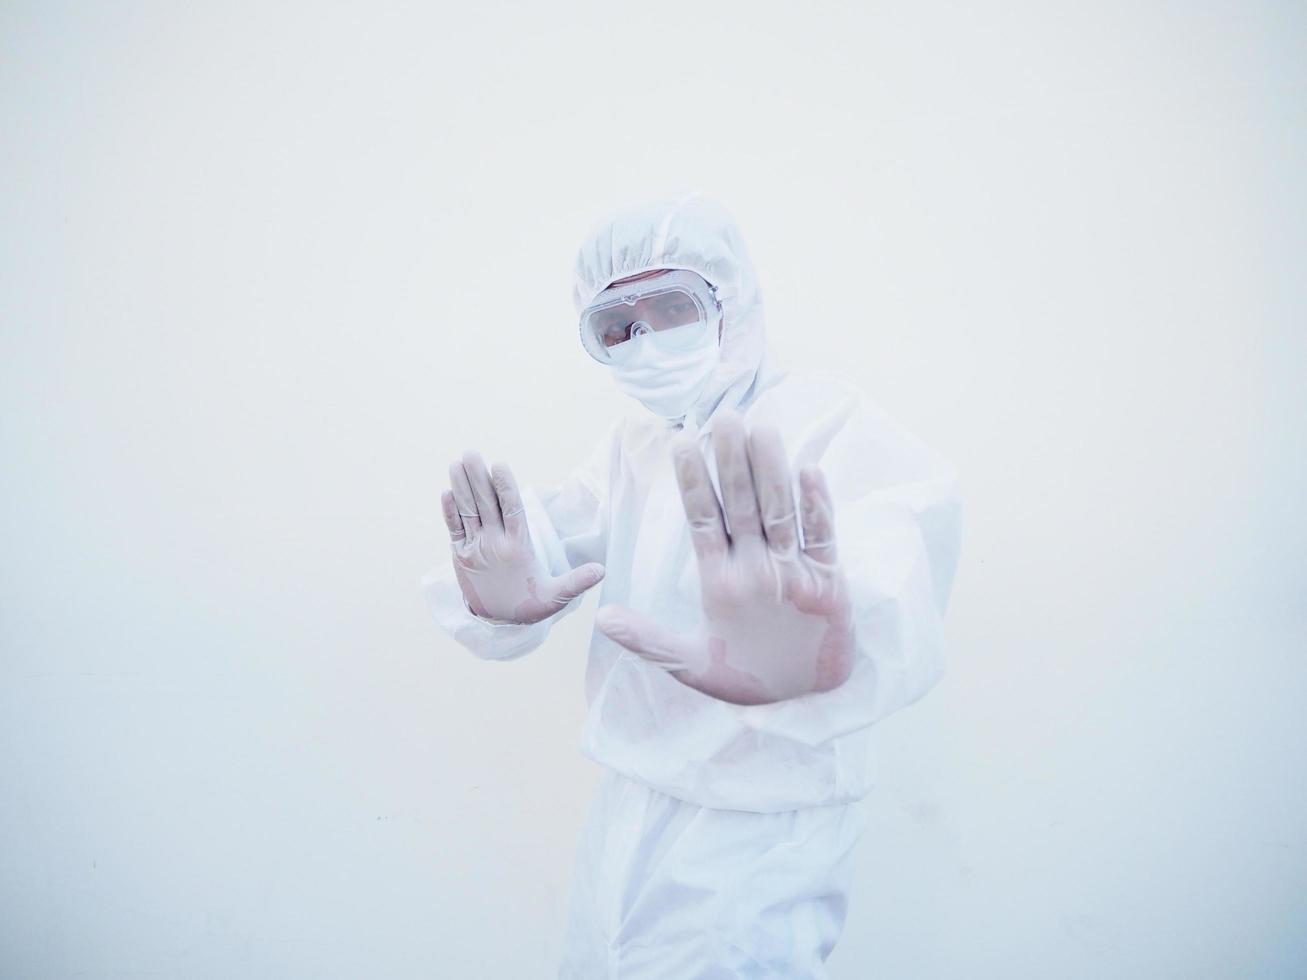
<box><xmin>442</xmin><ymin>452</ymin><xmax>605</xmax><ymax>624</ymax></box>
<box><xmin>595</xmin><ymin>411</ymin><xmax>855</xmax><ymax>705</ymax></box>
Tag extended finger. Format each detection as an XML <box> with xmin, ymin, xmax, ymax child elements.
<box><xmin>548</xmin><ymin>562</ymin><xmax>606</xmax><ymax>607</ymax></box>
<box><xmin>441</xmin><ymin>489</ymin><xmax>466</xmax><ymax>542</ymax></box>
<box><xmin>595</xmin><ymin>604</ymin><xmax>699</xmax><ymax>673</ymax></box>
<box><xmin>799</xmin><ymin>465</ymin><xmax>838</xmax><ymax>564</ymax></box>
<box><xmin>747</xmin><ymin>423</ymin><xmax>799</xmax><ymax>555</ymax></box>
<box><xmin>462</xmin><ymin>450</ymin><xmax>503</xmax><ymax>532</ymax></box>
<box><xmin>490</xmin><ymin>461</ymin><xmax>527</xmax><ymax>540</ymax></box>
<box><xmin>672</xmin><ymin>434</ymin><xmax>728</xmax><ymax>562</ymax></box>
<box><xmin>712</xmin><ymin>410</ymin><xmax>764</xmax><ymax>547</ymax></box>
<box><xmin>449</xmin><ymin>461</ymin><xmax>482</xmax><ymax>536</ymax></box>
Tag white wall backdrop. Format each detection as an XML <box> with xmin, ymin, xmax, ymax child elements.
<box><xmin>2</xmin><ymin>2</ymin><xmax>1304</xmax><ymax>977</ymax></box>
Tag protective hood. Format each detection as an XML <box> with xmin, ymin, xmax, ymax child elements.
<box><xmin>572</xmin><ymin>193</ymin><xmax>782</xmax><ymax>427</ymax></box>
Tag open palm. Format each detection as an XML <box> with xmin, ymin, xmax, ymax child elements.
<box><xmin>596</xmin><ymin>411</ymin><xmax>855</xmax><ymax>705</ymax></box>
<box><xmin>442</xmin><ymin>451</ymin><xmax>605</xmax><ymax>624</ymax></box>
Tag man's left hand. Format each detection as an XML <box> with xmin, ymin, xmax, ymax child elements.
<box><xmin>596</xmin><ymin>410</ymin><xmax>855</xmax><ymax>705</ymax></box>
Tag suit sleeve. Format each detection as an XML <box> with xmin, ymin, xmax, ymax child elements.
<box><xmin>730</xmin><ymin>382</ymin><xmax>962</xmax><ymax>801</ymax></box>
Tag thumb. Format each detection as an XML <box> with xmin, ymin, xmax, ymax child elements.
<box><xmin>595</xmin><ymin>605</ymin><xmax>698</xmax><ymax>672</ymax></box>
<box><xmin>548</xmin><ymin>562</ymin><xmax>606</xmax><ymax>605</ymax></box>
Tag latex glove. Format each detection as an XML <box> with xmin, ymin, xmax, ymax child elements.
<box><xmin>596</xmin><ymin>411</ymin><xmax>855</xmax><ymax>705</ymax></box>
<box><xmin>441</xmin><ymin>451</ymin><xmax>606</xmax><ymax>624</ymax></box>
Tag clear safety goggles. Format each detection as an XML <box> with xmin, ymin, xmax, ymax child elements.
<box><xmin>579</xmin><ymin>269</ymin><xmax>721</xmax><ymax>364</ymax></box>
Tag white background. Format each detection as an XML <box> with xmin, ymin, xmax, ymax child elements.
<box><xmin>2</xmin><ymin>2</ymin><xmax>1304</xmax><ymax>977</ymax></box>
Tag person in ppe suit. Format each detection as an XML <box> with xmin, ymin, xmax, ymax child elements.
<box><xmin>422</xmin><ymin>193</ymin><xmax>961</xmax><ymax>978</ymax></box>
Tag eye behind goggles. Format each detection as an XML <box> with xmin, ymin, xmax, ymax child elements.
<box><xmin>579</xmin><ymin>269</ymin><xmax>721</xmax><ymax>364</ymax></box>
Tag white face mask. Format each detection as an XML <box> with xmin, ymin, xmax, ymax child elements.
<box><xmin>608</xmin><ymin>315</ymin><xmax>722</xmax><ymax>420</ymax></box>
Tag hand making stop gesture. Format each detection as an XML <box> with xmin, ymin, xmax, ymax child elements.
<box><xmin>442</xmin><ymin>452</ymin><xmax>606</xmax><ymax>624</ymax></box>
<box><xmin>596</xmin><ymin>411</ymin><xmax>855</xmax><ymax>705</ymax></box>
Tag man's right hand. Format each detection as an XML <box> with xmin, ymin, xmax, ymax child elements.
<box><xmin>442</xmin><ymin>452</ymin><xmax>606</xmax><ymax>624</ymax></box>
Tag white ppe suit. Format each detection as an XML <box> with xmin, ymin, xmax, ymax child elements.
<box><xmin>422</xmin><ymin>195</ymin><xmax>962</xmax><ymax>978</ymax></box>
